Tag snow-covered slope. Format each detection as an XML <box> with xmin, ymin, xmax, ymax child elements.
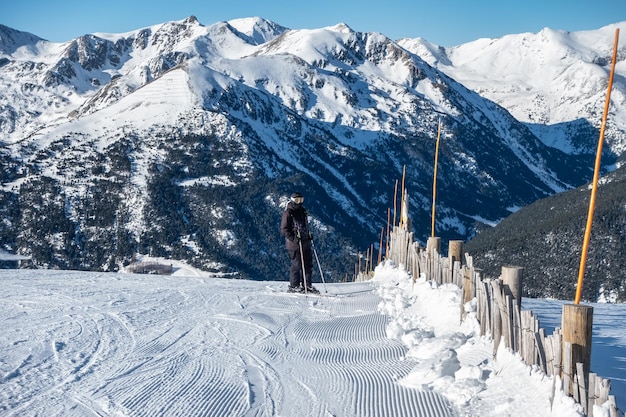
<box><xmin>399</xmin><ymin>22</ymin><xmax>626</xmax><ymax>156</ymax></box>
<box><xmin>3</xmin><ymin>264</ymin><xmax>616</xmax><ymax>416</ymax></box>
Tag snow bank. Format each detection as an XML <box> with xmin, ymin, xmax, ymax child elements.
<box><xmin>372</xmin><ymin>261</ymin><xmax>583</xmax><ymax>417</ymax></box>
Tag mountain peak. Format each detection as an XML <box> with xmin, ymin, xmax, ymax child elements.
<box><xmin>0</xmin><ymin>24</ymin><xmax>46</xmax><ymax>54</ymax></box>
<box><xmin>226</xmin><ymin>17</ymin><xmax>288</xmax><ymax>45</ymax></box>
<box><xmin>184</xmin><ymin>15</ymin><xmax>200</xmax><ymax>25</ymax></box>
<box><xmin>327</xmin><ymin>22</ymin><xmax>354</xmax><ymax>34</ymax></box>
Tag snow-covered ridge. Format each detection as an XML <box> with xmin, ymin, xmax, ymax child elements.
<box><xmin>0</xmin><ymin>23</ymin><xmax>46</xmax><ymax>54</ymax></box>
<box><xmin>399</xmin><ymin>22</ymin><xmax>626</xmax><ymax>155</ymax></box>
<box><xmin>2</xmin><ymin>16</ymin><xmax>624</xmax><ymax>161</ymax></box>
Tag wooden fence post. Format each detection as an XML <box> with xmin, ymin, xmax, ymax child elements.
<box><xmin>491</xmin><ymin>280</ymin><xmax>504</xmax><ymax>356</ymax></box>
<box><xmin>501</xmin><ymin>266</ymin><xmax>523</xmax><ymax>311</ymax></box>
<box><xmin>463</xmin><ymin>267</ymin><xmax>472</xmax><ymax>306</ymax></box>
<box><xmin>426</xmin><ymin>237</ymin><xmax>440</xmax><ymax>257</ymax></box>
<box><xmin>562</xmin><ymin>304</ymin><xmax>594</xmax><ymax>397</ymax></box>
<box><xmin>426</xmin><ymin>237</ymin><xmax>440</xmax><ymax>283</ymax></box>
<box><xmin>449</xmin><ymin>240</ymin><xmax>463</xmax><ymax>285</ymax></box>
<box><xmin>448</xmin><ymin>240</ymin><xmax>463</xmax><ymax>263</ymax></box>
<box><xmin>472</xmin><ymin>267</ymin><xmax>481</xmax><ymax>300</ymax></box>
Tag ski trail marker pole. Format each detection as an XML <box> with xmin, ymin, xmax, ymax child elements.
<box><xmin>431</xmin><ymin>118</ymin><xmax>441</xmax><ymax>238</ymax></box>
<box><xmin>575</xmin><ymin>28</ymin><xmax>619</xmax><ymax>305</ymax></box>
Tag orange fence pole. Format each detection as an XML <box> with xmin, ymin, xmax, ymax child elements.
<box><xmin>431</xmin><ymin>119</ymin><xmax>442</xmax><ymax>238</ymax></box>
<box><xmin>400</xmin><ymin>165</ymin><xmax>406</xmax><ymax>228</ymax></box>
<box><xmin>575</xmin><ymin>28</ymin><xmax>620</xmax><ymax>304</ymax></box>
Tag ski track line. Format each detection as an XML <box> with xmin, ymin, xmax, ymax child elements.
<box><xmin>268</xmin><ymin>290</ymin><xmax>457</xmax><ymax>417</ymax></box>
<box><xmin>101</xmin><ymin>342</ymin><xmax>250</xmax><ymax>416</ymax></box>
<box><xmin>1</xmin><ymin>300</ymin><xmax>137</xmax><ymax>416</ymax></box>
<box><xmin>98</xmin><ymin>313</ymin><xmax>277</xmax><ymax>416</ymax></box>
<box><xmin>239</xmin><ymin>349</ymin><xmax>283</xmax><ymax>417</ymax></box>
<box><xmin>91</xmin><ymin>318</ymin><xmax>190</xmax><ymax>416</ymax></box>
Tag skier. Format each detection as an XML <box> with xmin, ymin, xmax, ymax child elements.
<box><xmin>280</xmin><ymin>192</ymin><xmax>319</xmax><ymax>294</ymax></box>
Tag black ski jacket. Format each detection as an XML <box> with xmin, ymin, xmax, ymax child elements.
<box><xmin>280</xmin><ymin>202</ymin><xmax>311</xmax><ymax>250</ymax></box>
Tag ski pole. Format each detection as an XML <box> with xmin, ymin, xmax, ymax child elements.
<box><xmin>297</xmin><ymin>230</ymin><xmax>308</xmax><ymax>295</ymax></box>
<box><xmin>305</xmin><ymin>216</ymin><xmax>326</xmax><ymax>293</ymax></box>
<box><xmin>311</xmin><ymin>241</ymin><xmax>327</xmax><ymax>293</ymax></box>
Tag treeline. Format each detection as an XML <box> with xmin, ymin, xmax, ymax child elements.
<box><xmin>466</xmin><ymin>165</ymin><xmax>626</xmax><ymax>302</ymax></box>
<box><xmin>0</xmin><ymin>132</ymin><xmax>363</xmax><ymax>282</ymax></box>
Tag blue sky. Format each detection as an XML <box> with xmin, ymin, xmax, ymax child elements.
<box><xmin>2</xmin><ymin>0</ymin><xmax>625</xmax><ymax>46</ymax></box>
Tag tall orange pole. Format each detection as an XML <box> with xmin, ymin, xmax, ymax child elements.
<box><xmin>431</xmin><ymin>119</ymin><xmax>442</xmax><ymax>238</ymax></box>
<box><xmin>400</xmin><ymin>165</ymin><xmax>406</xmax><ymax>228</ymax></box>
<box><xmin>575</xmin><ymin>28</ymin><xmax>620</xmax><ymax>304</ymax></box>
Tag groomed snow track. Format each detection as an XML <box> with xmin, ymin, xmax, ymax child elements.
<box><xmin>0</xmin><ymin>271</ymin><xmax>456</xmax><ymax>417</ymax></box>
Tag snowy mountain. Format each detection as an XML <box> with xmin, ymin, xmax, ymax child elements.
<box><xmin>0</xmin><ymin>17</ymin><xmax>622</xmax><ymax>280</ymax></box>
<box><xmin>399</xmin><ymin>22</ymin><xmax>626</xmax><ymax>157</ymax></box>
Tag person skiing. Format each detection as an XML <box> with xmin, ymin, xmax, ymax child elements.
<box><xmin>280</xmin><ymin>192</ymin><xmax>318</xmax><ymax>293</ymax></box>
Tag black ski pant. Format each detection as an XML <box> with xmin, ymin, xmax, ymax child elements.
<box><xmin>288</xmin><ymin>241</ymin><xmax>313</xmax><ymax>288</ymax></box>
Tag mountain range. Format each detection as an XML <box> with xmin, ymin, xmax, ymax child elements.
<box><xmin>0</xmin><ymin>16</ymin><xmax>625</xmax><ymax>293</ymax></box>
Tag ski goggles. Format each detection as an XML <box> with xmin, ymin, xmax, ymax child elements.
<box><xmin>292</xmin><ymin>196</ymin><xmax>304</xmax><ymax>204</ymax></box>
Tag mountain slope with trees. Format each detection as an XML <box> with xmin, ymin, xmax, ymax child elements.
<box><xmin>466</xmin><ymin>164</ymin><xmax>626</xmax><ymax>302</ymax></box>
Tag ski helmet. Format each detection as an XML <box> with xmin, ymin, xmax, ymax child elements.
<box><xmin>290</xmin><ymin>192</ymin><xmax>304</xmax><ymax>204</ymax></box>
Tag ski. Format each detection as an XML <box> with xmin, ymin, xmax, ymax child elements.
<box><xmin>266</xmin><ymin>285</ymin><xmax>335</xmax><ymax>297</ymax></box>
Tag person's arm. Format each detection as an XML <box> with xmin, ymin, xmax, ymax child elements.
<box><xmin>280</xmin><ymin>210</ymin><xmax>295</xmax><ymax>241</ymax></box>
